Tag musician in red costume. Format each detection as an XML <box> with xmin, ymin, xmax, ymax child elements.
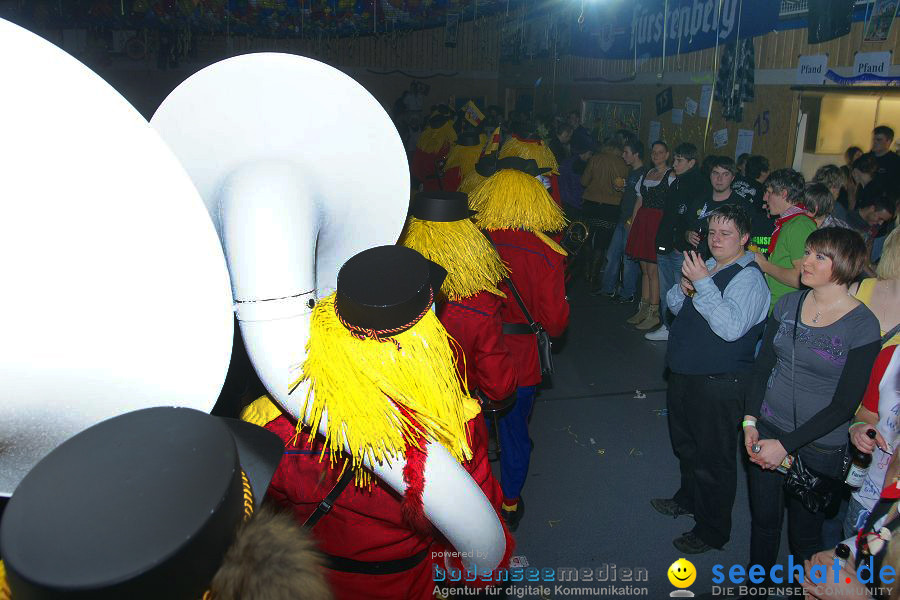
<box><xmin>469</xmin><ymin>157</ymin><xmax>570</xmax><ymax>531</ymax></box>
<box><xmin>241</xmin><ymin>246</ymin><xmax>512</xmax><ymax>600</ymax></box>
<box><xmin>399</xmin><ymin>190</ymin><xmax>517</xmax><ymax>417</ymax></box>
<box><xmin>411</xmin><ymin>106</ymin><xmax>457</xmax><ymax>191</ymax></box>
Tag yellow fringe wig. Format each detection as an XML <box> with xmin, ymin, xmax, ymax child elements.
<box><xmin>398</xmin><ymin>217</ymin><xmax>509</xmax><ymax>301</ymax></box>
<box><xmin>499</xmin><ymin>136</ymin><xmax>559</xmax><ymax>175</ymax></box>
<box><xmin>291</xmin><ymin>293</ymin><xmax>480</xmax><ymax>486</ymax></box>
<box><xmin>458</xmin><ymin>168</ymin><xmax>487</xmax><ymax>195</ymax></box>
<box><xmin>415</xmin><ymin>121</ymin><xmax>458</xmax><ymax>154</ymax></box>
<box><xmin>0</xmin><ymin>561</ymin><xmax>8</xmax><ymax>600</ymax></box>
<box><xmin>469</xmin><ymin>169</ymin><xmax>568</xmax><ymax>255</ymax></box>
<box><xmin>443</xmin><ymin>142</ymin><xmax>483</xmax><ymax>182</ymax></box>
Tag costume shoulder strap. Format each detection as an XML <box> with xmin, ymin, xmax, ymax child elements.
<box><xmin>240</xmin><ymin>395</ymin><xmax>284</xmax><ymax>427</ymax></box>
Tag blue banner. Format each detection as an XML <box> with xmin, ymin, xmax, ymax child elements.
<box><xmin>568</xmin><ymin>0</ymin><xmax>781</xmax><ymax>59</ymax></box>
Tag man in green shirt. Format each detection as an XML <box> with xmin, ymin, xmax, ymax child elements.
<box><xmin>752</xmin><ymin>169</ymin><xmax>816</xmax><ymax>311</ymax></box>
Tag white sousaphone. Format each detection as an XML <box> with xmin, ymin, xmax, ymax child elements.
<box><xmin>0</xmin><ymin>18</ymin><xmax>234</xmax><ymax>496</ymax></box>
<box><xmin>151</xmin><ymin>53</ymin><xmax>506</xmax><ymax>571</ymax></box>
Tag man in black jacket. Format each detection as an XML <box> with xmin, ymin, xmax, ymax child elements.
<box><xmin>648</xmin><ymin>142</ymin><xmax>710</xmax><ymax>342</ymax></box>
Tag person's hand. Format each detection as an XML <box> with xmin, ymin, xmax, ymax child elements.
<box><xmin>753</xmin><ymin>251</ymin><xmax>769</xmax><ymax>269</ymax></box>
<box><xmin>681</xmin><ymin>251</ymin><xmax>710</xmax><ymax>282</ymax></box>
<box><xmin>743</xmin><ymin>420</ymin><xmax>759</xmax><ymax>457</ymax></box>
<box><xmin>685</xmin><ymin>230</ymin><xmax>701</xmax><ymax>247</ymax></box>
<box><xmin>749</xmin><ymin>439</ymin><xmax>787</xmax><ymax>470</ymax></box>
<box><xmin>851</xmin><ymin>424</ymin><xmax>888</xmax><ymax>454</ymax></box>
<box><xmin>801</xmin><ymin>550</ymin><xmax>870</xmax><ymax>600</ymax></box>
<box><xmin>679</xmin><ymin>276</ymin><xmax>695</xmax><ymax>296</ymax></box>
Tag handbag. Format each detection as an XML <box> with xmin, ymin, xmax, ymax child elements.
<box><xmin>781</xmin><ymin>290</ymin><xmax>848</xmax><ymax>513</ymax></box>
<box><xmin>503</xmin><ymin>276</ymin><xmax>554</xmax><ymax>376</ymax></box>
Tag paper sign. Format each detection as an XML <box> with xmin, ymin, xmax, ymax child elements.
<box><xmin>735</xmin><ymin>129</ymin><xmax>754</xmax><ymax>159</ymax></box>
<box><xmin>671</xmin><ymin>108</ymin><xmax>684</xmax><ymax>125</ymax></box>
<box><xmin>713</xmin><ymin>128</ymin><xmax>728</xmax><ymax>148</ymax></box>
<box><xmin>700</xmin><ymin>85</ymin><xmax>713</xmax><ymax>117</ymax></box>
<box><xmin>685</xmin><ymin>97</ymin><xmax>698</xmax><ymax>116</ymax></box>
<box><xmin>854</xmin><ymin>51</ymin><xmax>892</xmax><ymax>76</ymax></box>
<box><xmin>796</xmin><ymin>54</ymin><xmax>828</xmax><ymax>85</ymax></box>
<box><xmin>648</xmin><ymin>120</ymin><xmax>661</xmax><ymax>146</ymax></box>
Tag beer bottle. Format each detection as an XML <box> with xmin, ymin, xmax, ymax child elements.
<box><xmin>846</xmin><ymin>429</ymin><xmax>878</xmax><ymax>488</ymax></box>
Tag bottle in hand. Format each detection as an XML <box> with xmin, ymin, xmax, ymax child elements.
<box><xmin>846</xmin><ymin>429</ymin><xmax>878</xmax><ymax>488</ymax></box>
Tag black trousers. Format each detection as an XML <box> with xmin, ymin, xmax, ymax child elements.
<box><xmin>667</xmin><ymin>371</ymin><xmax>745</xmax><ymax>549</ymax></box>
<box><xmin>581</xmin><ymin>202</ymin><xmax>619</xmax><ymax>254</ymax></box>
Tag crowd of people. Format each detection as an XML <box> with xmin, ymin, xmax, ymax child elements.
<box><xmin>400</xmin><ymin>101</ymin><xmax>900</xmax><ymax>599</ymax></box>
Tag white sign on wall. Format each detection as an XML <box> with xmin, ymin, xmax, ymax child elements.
<box><xmin>853</xmin><ymin>51</ymin><xmax>892</xmax><ymax>76</ymax></box>
<box><xmin>796</xmin><ymin>54</ymin><xmax>828</xmax><ymax>85</ymax></box>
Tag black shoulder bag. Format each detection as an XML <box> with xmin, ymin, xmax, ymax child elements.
<box><xmin>782</xmin><ymin>291</ymin><xmax>849</xmax><ymax>514</ymax></box>
<box><xmin>503</xmin><ymin>276</ymin><xmax>554</xmax><ymax>376</ymax></box>
<box><xmin>482</xmin><ymin>231</ymin><xmax>554</xmax><ymax>376</ymax></box>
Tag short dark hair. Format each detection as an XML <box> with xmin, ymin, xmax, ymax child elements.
<box><xmin>873</xmin><ymin>125</ymin><xmax>895</xmax><ymax>140</ymax></box>
<box><xmin>708</xmin><ymin>155</ymin><xmax>737</xmax><ymax>176</ymax></box>
<box><xmin>737</xmin><ymin>153</ymin><xmax>750</xmax><ymax>167</ymax></box>
<box><xmin>861</xmin><ymin>192</ymin><xmax>897</xmax><ymax>216</ymax></box>
<box><xmin>672</xmin><ymin>142</ymin><xmax>698</xmax><ymax>162</ymax></box>
<box><xmin>853</xmin><ymin>154</ymin><xmax>878</xmax><ymax>175</ymax></box>
<box><xmin>624</xmin><ymin>139</ymin><xmax>645</xmax><ymax>159</ymax></box>
<box><xmin>765</xmin><ymin>168</ymin><xmax>805</xmax><ymax>204</ymax></box>
<box><xmin>651</xmin><ymin>140</ymin><xmax>669</xmax><ymax>153</ymax></box>
<box><xmin>845</xmin><ymin>146</ymin><xmax>863</xmax><ymax>163</ymax></box>
<box><xmin>805</xmin><ymin>227</ymin><xmax>868</xmax><ymax>286</ymax></box>
<box><xmin>556</xmin><ymin>123</ymin><xmax>574</xmax><ymax>136</ymax></box>
<box><xmin>708</xmin><ymin>203</ymin><xmax>752</xmax><ymax>237</ymax></box>
<box><xmin>803</xmin><ymin>182</ymin><xmax>835</xmax><ymax>219</ymax></box>
<box><xmin>813</xmin><ymin>165</ymin><xmax>843</xmax><ymax>191</ymax></box>
<box><xmin>745</xmin><ymin>155</ymin><xmax>770</xmax><ymax>180</ymax></box>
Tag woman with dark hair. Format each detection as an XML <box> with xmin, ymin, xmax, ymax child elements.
<box><xmin>624</xmin><ymin>140</ymin><xmax>674</xmax><ymax>330</ymax></box>
<box><xmin>742</xmin><ymin>227</ymin><xmax>881</xmax><ymax>596</ymax></box>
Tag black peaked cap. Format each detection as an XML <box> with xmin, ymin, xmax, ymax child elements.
<box><xmin>0</xmin><ymin>407</ymin><xmax>284</xmax><ymax>600</ymax></box>
<box><xmin>410</xmin><ymin>191</ymin><xmax>474</xmax><ymax>222</ymax></box>
<box><xmin>475</xmin><ymin>156</ymin><xmax>551</xmax><ymax>178</ymax></box>
<box><xmin>456</xmin><ymin>131</ymin><xmax>482</xmax><ymax>147</ymax></box>
<box><xmin>336</xmin><ymin>245</ymin><xmax>446</xmax><ymax>333</ymax></box>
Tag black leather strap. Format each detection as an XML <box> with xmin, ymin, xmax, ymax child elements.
<box><xmin>303</xmin><ymin>467</ymin><xmax>355</xmax><ymax>529</ymax></box>
<box><xmin>502</xmin><ymin>322</ymin><xmax>534</xmax><ymax>335</ymax></box>
<box><xmin>482</xmin><ymin>231</ymin><xmax>540</xmax><ymax>334</ymax></box>
<box><xmin>324</xmin><ymin>549</ymin><xmax>429</xmax><ymax>575</ymax></box>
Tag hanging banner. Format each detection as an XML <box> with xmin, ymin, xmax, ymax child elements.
<box><xmin>568</xmin><ymin>0</ymin><xmax>780</xmax><ymax>60</ymax></box>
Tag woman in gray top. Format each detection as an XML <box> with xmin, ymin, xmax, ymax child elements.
<box><xmin>742</xmin><ymin>227</ymin><xmax>881</xmax><ymax>595</ymax></box>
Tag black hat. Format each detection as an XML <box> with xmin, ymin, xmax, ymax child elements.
<box><xmin>457</xmin><ymin>131</ymin><xmax>482</xmax><ymax>147</ymax></box>
<box><xmin>475</xmin><ymin>156</ymin><xmax>551</xmax><ymax>178</ymax></box>
<box><xmin>0</xmin><ymin>407</ymin><xmax>284</xmax><ymax>600</ymax></box>
<box><xmin>410</xmin><ymin>191</ymin><xmax>474</xmax><ymax>222</ymax></box>
<box><xmin>335</xmin><ymin>245</ymin><xmax>447</xmax><ymax>335</ymax></box>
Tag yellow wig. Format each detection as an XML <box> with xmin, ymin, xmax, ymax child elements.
<box><xmin>291</xmin><ymin>293</ymin><xmax>480</xmax><ymax>486</ymax></box>
<box><xmin>415</xmin><ymin>120</ymin><xmax>458</xmax><ymax>154</ymax></box>
<box><xmin>399</xmin><ymin>217</ymin><xmax>509</xmax><ymax>301</ymax></box>
<box><xmin>499</xmin><ymin>135</ymin><xmax>559</xmax><ymax>175</ymax></box>
<box><xmin>469</xmin><ymin>169</ymin><xmax>568</xmax><ymax>255</ymax></box>
<box><xmin>444</xmin><ymin>141</ymin><xmax>484</xmax><ymax>182</ymax></box>
<box><xmin>458</xmin><ymin>168</ymin><xmax>487</xmax><ymax>195</ymax></box>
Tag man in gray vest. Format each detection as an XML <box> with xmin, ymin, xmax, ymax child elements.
<box><xmin>650</xmin><ymin>204</ymin><xmax>770</xmax><ymax>554</ymax></box>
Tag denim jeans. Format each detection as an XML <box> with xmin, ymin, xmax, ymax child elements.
<box><xmin>600</xmin><ymin>222</ymin><xmax>640</xmax><ymax>297</ymax></box>
<box><xmin>656</xmin><ymin>251</ymin><xmax>684</xmax><ymax>325</ymax></box>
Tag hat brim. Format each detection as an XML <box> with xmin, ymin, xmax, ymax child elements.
<box><xmin>219</xmin><ymin>418</ymin><xmax>284</xmax><ymax>505</ymax></box>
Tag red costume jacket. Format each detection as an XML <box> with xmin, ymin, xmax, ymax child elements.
<box><xmin>488</xmin><ymin>229</ymin><xmax>569</xmax><ymax>386</ymax></box>
<box><xmin>437</xmin><ymin>292</ymin><xmax>517</xmax><ymax>404</ymax></box>
<box><xmin>440</xmin><ymin>166</ymin><xmax>463</xmax><ymax>193</ymax></box>
<box><xmin>243</xmin><ymin>398</ymin><xmax>509</xmax><ymax>600</ymax></box>
<box><xmin>411</xmin><ymin>146</ymin><xmax>450</xmax><ymax>192</ymax></box>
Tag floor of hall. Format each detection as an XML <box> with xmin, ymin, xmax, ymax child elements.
<box><xmin>506</xmin><ymin>276</ymin><xmax>798</xmax><ymax>600</ymax></box>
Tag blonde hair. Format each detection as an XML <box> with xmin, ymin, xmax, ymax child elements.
<box><xmin>877</xmin><ymin>228</ymin><xmax>900</xmax><ymax>280</ymax></box>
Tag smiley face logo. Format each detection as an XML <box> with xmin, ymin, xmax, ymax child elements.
<box><xmin>668</xmin><ymin>558</ymin><xmax>696</xmax><ymax>588</ymax></box>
